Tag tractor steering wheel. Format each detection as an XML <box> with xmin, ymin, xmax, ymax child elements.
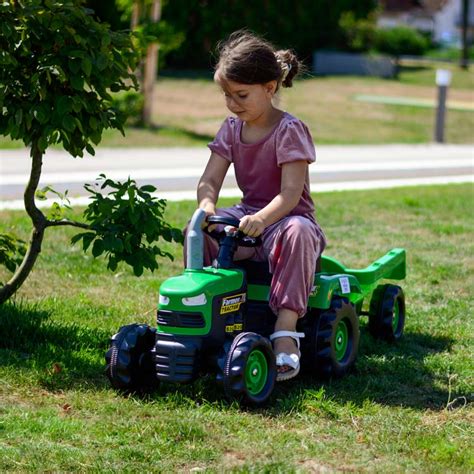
<box><xmin>204</xmin><ymin>215</ymin><xmax>262</xmax><ymax>247</ymax></box>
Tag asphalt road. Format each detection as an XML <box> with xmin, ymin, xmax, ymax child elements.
<box><xmin>1</xmin><ymin>144</ymin><xmax>473</xmax><ymax>208</ymax></box>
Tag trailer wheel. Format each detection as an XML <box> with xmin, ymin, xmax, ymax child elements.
<box><xmin>369</xmin><ymin>284</ymin><xmax>405</xmax><ymax>342</ymax></box>
<box><xmin>303</xmin><ymin>297</ymin><xmax>359</xmax><ymax>378</ymax></box>
<box><xmin>219</xmin><ymin>332</ymin><xmax>276</xmax><ymax>406</ymax></box>
<box><xmin>105</xmin><ymin>323</ymin><xmax>157</xmax><ymax>391</ymax></box>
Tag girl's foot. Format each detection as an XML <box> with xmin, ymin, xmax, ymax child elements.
<box><xmin>275</xmin><ymin>336</ymin><xmax>299</xmax><ymax>378</ymax></box>
<box><xmin>269</xmin><ymin>330</ymin><xmax>304</xmax><ymax>382</ymax></box>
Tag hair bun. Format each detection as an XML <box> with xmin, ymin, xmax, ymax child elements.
<box><xmin>274</xmin><ymin>49</ymin><xmax>300</xmax><ymax>88</ymax></box>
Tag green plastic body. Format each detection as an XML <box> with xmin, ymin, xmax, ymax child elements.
<box><xmin>157</xmin><ymin>248</ymin><xmax>406</xmax><ymax>336</ymax></box>
<box><xmin>158</xmin><ymin>267</ymin><xmax>244</xmax><ymax>336</ymax></box>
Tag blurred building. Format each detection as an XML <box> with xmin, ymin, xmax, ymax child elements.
<box><xmin>378</xmin><ymin>0</ymin><xmax>474</xmax><ymax>44</ymax></box>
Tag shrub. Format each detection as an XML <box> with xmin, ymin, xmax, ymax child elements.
<box><xmin>375</xmin><ymin>26</ymin><xmax>430</xmax><ymax>58</ymax></box>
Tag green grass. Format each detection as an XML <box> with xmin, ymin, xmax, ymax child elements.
<box><xmin>397</xmin><ymin>60</ymin><xmax>474</xmax><ymax>89</ymax></box>
<box><xmin>1</xmin><ymin>184</ymin><xmax>473</xmax><ymax>472</ymax></box>
<box><xmin>1</xmin><ymin>62</ymin><xmax>472</xmax><ymax>150</ymax></box>
<box><xmin>424</xmin><ymin>47</ymin><xmax>474</xmax><ymax>62</ymax></box>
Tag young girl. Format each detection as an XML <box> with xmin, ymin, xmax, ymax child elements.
<box><xmin>194</xmin><ymin>30</ymin><xmax>326</xmax><ymax>381</ymax></box>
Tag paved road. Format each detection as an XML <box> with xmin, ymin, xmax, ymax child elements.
<box><xmin>1</xmin><ymin>144</ymin><xmax>472</xmax><ymax>208</ymax></box>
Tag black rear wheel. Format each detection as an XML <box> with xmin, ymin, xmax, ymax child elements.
<box><xmin>303</xmin><ymin>297</ymin><xmax>359</xmax><ymax>378</ymax></box>
<box><xmin>218</xmin><ymin>332</ymin><xmax>276</xmax><ymax>406</ymax></box>
<box><xmin>369</xmin><ymin>284</ymin><xmax>405</xmax><ymax>342</ymax></box>
<box><xmin>105</xmin><ymin>323</ymin><xmax>157</xmax><ymax>392</ymax></box>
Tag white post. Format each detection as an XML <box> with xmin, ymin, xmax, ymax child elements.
<box><xmin>434</xmin><ymin>69</ymin><xmax>452</xmax><ymax>143</ymax></box>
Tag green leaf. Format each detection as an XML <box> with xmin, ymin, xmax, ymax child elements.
<box><xmin>69</xmin><ymin>49</ymin><xmax>85</xmax><ymax>59</ymax></box>
<box><xmin>89</xmin><ymin>116</ymin><xmax>98</xmax><ymax>130</ymax></box>
<box><xmin>82</xmin><ymin>233</ymin><xmax>96</xmax><ymax>251</ymax></box>
<box><xmin>90</xmin><ymin>131</ymin><xmax>101</xmax><ymax>145</ymax></box>
<box><xmin>85</xmin><ymin>143</ymin><xmax>95</xmax><ymax>156</ymax></box>
<box><xmin>96</xmin><ymin>53</ymin><xmax>108</xmax><ymax>71</ymax></box>
<box><xmin>140</xmin><ymin>185</ymin><xmax>156</xmax><ymax>193</ymax></box>
<box><xmin>81</xmin><ymin>57</ymin><xmax>92</xmax><ymax>76</ymax></box>
<box><xmin>15</xmin><ymin>109</ymin><xmax>23</xmax><ymax>126</ymax></box>
<box><xmin>70</xmin><ymin>75</ymin><xmax>84</xmax><ymax>91</ymax></box>
<box><xmin>35</xmin><ymin>188</ymin><xmax>47</xmax><ymax>201</ymax></box>
<box><xmin>71</xmin><ymin>99</ymin><xmax>82</xmax><ymax>113</ymax></box>
<box><xmin>133</xmin><ymin>262</ymin><xmax>144</xmax><ymax>277</ymax></box>
<box><xmin>33</xmin><ymin>105</ymin><xmax>49</xmax><ymax>124</ymax></box>
<box><xmin>92</xmin><ymin>239</ymin><xmax>104</xmax><ymax>258</ymax></box>
<box><xmin>108</xmin><ymin>257</ymin><xmax>118</xmax><ymax>272</ymax></box>
<box><xmin>57</xmin><ymin>96</ymin><xmax>73</xmax><ymax>115</ymax></box>
<box><xmin>68</xmin><ymin>58</ymin><xmax>81</xmax><ymax>74</ymax></box>
<box><xmin>62</xmin><ymin>114</ymin><xmax>75</xmax><ymax>132</ymax></box>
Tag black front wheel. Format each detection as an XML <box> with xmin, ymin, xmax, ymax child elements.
<box><xmin>219</xmin><ymin>332</ymin><xmax>276</xmax><ymax>407</ymax></box>
<box><xmin>105</xmin><ymin>323</ymin><xmax>157</xmax><ymax>392</ymax></box>
<box><xmin>369</xmin><ymin>284</ymin><xmax>405</xmax><ymax>342</ymax></box>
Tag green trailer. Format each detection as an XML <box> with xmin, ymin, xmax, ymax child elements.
<box><xmin>106</xmin><ymin>209</ymin><xmax>406</xmax><ymax>406</ymax></box>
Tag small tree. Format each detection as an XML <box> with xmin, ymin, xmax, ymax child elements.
<box><xmin>0</xmin><ymin>0</ymin><xmax>181</xmax><ymax>304</ymax></box>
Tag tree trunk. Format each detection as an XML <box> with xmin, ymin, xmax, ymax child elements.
<box><xmin>0</xmin><ymin>144</ymin><xmax>47</xmax><ymax>304</ymax></box>
<box><xmin>461</xmin><ymin>0</ymin><xmax>470</xmax><ymax>70</ymax></box>
<box><xmin>141</xmin><ymin>0</ymin><xmax>161</xmax><ymax>126</ymax></box>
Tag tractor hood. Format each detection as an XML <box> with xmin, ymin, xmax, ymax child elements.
<box><xmin>158</xmin><ymin>267</ymin><xmax>244</xmax><ymax>308</ymax></box>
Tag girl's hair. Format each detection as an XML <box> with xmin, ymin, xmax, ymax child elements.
<box><xmin>215</xmin><ymin>30</ymin><xmax>301</xmax><ymax>89</ymax></box>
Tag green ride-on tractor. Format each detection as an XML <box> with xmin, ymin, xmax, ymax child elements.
<box><xmin>106</xmin><ymin>209</ymin><xmax>406</xmax><ymax>406</ymax></box>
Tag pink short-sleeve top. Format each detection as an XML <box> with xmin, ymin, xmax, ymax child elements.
<box><xmin>208</xmin><ymin>112</ymin><xmax>316</xmax><ymax>219</ymax></box>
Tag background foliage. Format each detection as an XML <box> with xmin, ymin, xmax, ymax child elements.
<box><xmin>86</xmin><ymin>0</ymin><xmax>379</xmax><ymax>68</ymax></box>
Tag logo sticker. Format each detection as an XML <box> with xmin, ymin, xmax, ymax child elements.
<box><xmin>225</xmin><ymin>323</ymin><xmax>243</xmax><ymax>333</ymax></box>
<box><xmin>220</xmin><ymin>293</ymin><xmax>246</xmax><ymax>314</ymax></box>
<box><xmin>339</xmin><ymin>277</ymin><xmax>351</xmax><ymax>294</ymax></box>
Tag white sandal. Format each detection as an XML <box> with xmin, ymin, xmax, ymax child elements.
<box><xmin>269</xmin><ymin>330</ymin><xmax>305</xmax><ymax>382</ymax></box>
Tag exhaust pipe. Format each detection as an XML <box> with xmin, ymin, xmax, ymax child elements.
<box><xmin>186</xmin><ymin>208</ymin><xmax>206</xmax><ymax>270</ymax></box>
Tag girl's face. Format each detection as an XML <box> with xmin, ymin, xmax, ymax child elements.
<box><xmin>215</xmin><ymin>72</ymin><xmax>277</xmax><ymax>124</ymax></box>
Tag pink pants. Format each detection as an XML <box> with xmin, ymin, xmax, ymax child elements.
<box><xmin>186</xmin><ymin>204</ymin><xmax>326</xmax><ymax>317</ymax></box>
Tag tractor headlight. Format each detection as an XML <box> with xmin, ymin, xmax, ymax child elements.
<box><xmin>182</xmin><ymin>293</ymin><xmax>207</xmax><ymax>306</ymax></box>
<box><xmin>159</xmin><ymin>294</ymin><xmax>170</xmax><ymax>306</ymax></box>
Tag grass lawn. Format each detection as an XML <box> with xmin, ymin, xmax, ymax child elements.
<box><xmin>1</xmin><ymin>184</ymin><xmax>473</xmax><ymax>472</ymax></box>
<box><xmin>1</xmin><ymin>61</ymin><xmax>473</xmax><ymax>150</ymax></box>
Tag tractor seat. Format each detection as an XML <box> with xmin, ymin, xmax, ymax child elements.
<box><xmin>234</xmin><ymin>257</ymin><xmax>321</xmax><ymax>286</ymax></box>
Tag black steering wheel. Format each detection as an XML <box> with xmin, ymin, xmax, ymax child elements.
<box><xmin>204</xmin><ymin>215</ymin><xmax>262</xmax><ymax>247</ymax></box>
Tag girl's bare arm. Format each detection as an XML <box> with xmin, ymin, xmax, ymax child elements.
<box><xmin>197</xmin><ymin>152</ymin><xmax>231</xmax><ymax>214</ymax></box>
<box><xmin>239</xmin><ymin>160</ymin><xmax>307</xmax><ymax>237</ymax></box>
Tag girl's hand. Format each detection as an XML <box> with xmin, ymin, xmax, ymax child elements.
<box><xmin>239</xmin><ymin>214</ymin><xmax>266</xmax><ymax>237</ymax></box>
<box><xmin>199</xmin><ymin>204</ymin><xmax>216</xmax><ymax>231</ymax></box>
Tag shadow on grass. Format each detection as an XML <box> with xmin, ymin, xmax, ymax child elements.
<box><xmin>142</xmin><ymin>326</ymin><xmax>456</xmax><ymax>414</ymax></box>
<box><xmin>0</xmin><ymin>301</ymin><xmax>456</xmax><ymax>412</ymax></box>
<box><xmin>0</xmin><ymin>301</ymin><xmax>110</xmax><ymax>391</ymax></box>
<box><xmin>292</xmin><ymin>328</ymin><xmax>457</xmax><ymax>412</ymax></box>
<box><xmin>398</xmin><ymin>65</ymin><xmax>429</xmax><ymax>74</ymax></box>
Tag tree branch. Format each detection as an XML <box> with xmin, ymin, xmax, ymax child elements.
<box><xmin>45</xmin><ymin>219</ymin><xmax>91</xmax><ymax>230</ymax></box>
